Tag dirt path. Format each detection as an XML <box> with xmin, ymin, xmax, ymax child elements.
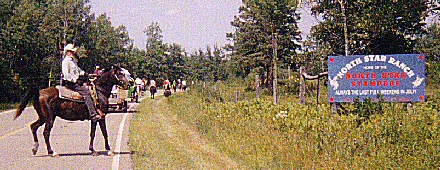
<box><xmin>133</xmin><ymin>98</ymin><xmax>241</xmax><ymax>169</ymax></box>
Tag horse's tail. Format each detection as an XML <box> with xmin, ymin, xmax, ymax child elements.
<box><xmin>14</xmin><ymin>86</ymin><xmax>40</xmax><ymax>120</ymax></box>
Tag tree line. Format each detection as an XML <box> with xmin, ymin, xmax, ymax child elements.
<box><xmin>0</xmin><ymin>0</ymin><xmax>229</xmax><ymax>103</ymax></box>
<box><xmin>1</xmin><ymin>0</ymin><xmax>440</xmax><ymax>103</ymax></box>
<box><xmin>228</xmin><ymin>0</ymin><xmax>440</xmax><ymax>85</ymax></box>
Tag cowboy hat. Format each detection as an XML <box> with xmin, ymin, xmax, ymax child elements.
<box><xmin>64</xmin><ymin>44</ymin><xmax>77</xmax><ymax>52</ymax></box>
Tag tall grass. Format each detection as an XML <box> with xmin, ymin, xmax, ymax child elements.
<box><xmin>129</xmin><ymin>96</ymin><xmax>243</xmax><ymax>169</ymax></box>
<box><xmin>162</xmin><ymin>80</ymin><xmax>439</xmax><ymax>169</ymax></box>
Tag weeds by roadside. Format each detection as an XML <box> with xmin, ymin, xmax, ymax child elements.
<box><xmin>130</xmin><ymin>80</ymin><xmax>439</xmax><ymax>169</ymax></box>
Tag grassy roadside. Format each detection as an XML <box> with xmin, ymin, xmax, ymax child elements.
<box><xmin>129</xmin><ymin>95</ymin><xmax>241</xmax><ymax>169</ymax></box>
<box><xmin>130</xmin><ymin>80</ymin><xmax>439</xmax><ymax>169</ymax></box>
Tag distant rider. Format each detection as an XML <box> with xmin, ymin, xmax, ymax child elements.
<box><xmin>181</xmin><ymin>80</ymin><xmax>187</xmax><ymax>91</ymax></box>
<box><xmin>135</xmin><ymin>78</ymin><xmax>142</xmax><ymax>95</ymax></box>
<box><xmin>163</xmin><ymin>79</ymin><xmax>171</xmax><ymax>90</ymax></box>
<box><xmin>150</xmin><ymin>79</ymin><xmax>156</xmax><ymax>88</ymax></box>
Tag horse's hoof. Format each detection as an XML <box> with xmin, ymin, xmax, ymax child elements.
<box><xmin>92</xmin><ymin>151</ymin><xmax>100</xmax><ymax>156</ymax></box>
<box><xmin>107</xmin><ymin>151</ymin><xmax>114</xmax><ymax>156</ymax></box>
<box><xmin>32</xmin><ymin>148</ymin><xmax>38</xmax><ymax>155</ymax></box>
<box><xmin>51</xmin><ymin>152</ymin><xmax>59</xmax><ymax>157</ymax></box>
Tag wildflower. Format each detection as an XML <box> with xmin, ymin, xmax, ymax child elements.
<box><xmin>275</xmin><ymin>110</ymin><xmax>288</xmax><ymax>119</ymax></box>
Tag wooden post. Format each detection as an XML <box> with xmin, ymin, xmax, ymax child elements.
<box><xmin>255</xmin><ymin>75</ymin><xmax>261</xmax><ymax>98</ymax></box>
<box><xmin>332</xmin><ymin>103</ymin><xmax>338</xmax><ymax>114</ymax></box>
<box><xmin>336</xmin><ymin>0</ymin><xmax>347</xmax><ymax>115</ymax></box>
<box><xmin>288</xmin><ymin>65</ymin><xmax>291</xmax><ymax>88</ymax></box>
<box><xmin>272</xmin><ymin>34</ymin><xmax>278</xmax><ymax>105</ymax></box>
<box><xmin>299</xmin><ymin>67</ymin><xmax>305</xmax><ymax>105</ymax></box>
<box><xmin>407</xmin><ymin>103</ymin><xmax>413</xmax><ymax>114</ymax></box>
<box><xmin>234</xmin><ymin>91</ymin><xmax>239</xmax><ymax>103</ymax></box>
<box><xmin>317</xmin><ymin>77</ymin><xmax>320</xmax><ymax>104</ymax></box>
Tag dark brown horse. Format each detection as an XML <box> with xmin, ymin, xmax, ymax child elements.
<box><xmin>14</xmin><ymin>66</ymin><xmax>130</xmax><ymax>157</ymax></box>
<box><xmin>149</xmin><ymin>85</ymin><xmax>157</xmax><ymax>99</ymax></box>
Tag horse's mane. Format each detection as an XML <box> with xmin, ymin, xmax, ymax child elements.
<box><xmin>94</xmin><ymin>66</ymin><xmax>116</xmax><ymax>84</ymax></box>
<box><xmin>101</xmin><ymin>66</ymin><xmax>116</xmax><ymax>74</ymax></box>
<box><xmin>94</xmin><ymin>66</ymin><xmax>128</xmax><ymax>86</ymax></box>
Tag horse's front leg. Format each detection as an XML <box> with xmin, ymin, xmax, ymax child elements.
<box><xmin>98</xmin><ymin>119</ymin><xmax>114</xmax><ymax>156</ymax></box>
<box><xmin>89</xmin><ymin>121</ymin><xmax>99</xmax><ymax>156</ymax></box>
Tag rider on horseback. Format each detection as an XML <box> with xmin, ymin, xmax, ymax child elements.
<box><xmin>150</xmin><ymin>79</ymin><xmax>156</xmax><ymax>88</ymax></box>
<box><xmin>62</xmin><ymin>44</ymin><xmax>103</xmax><ymax>122</ymax></box>
<box><xmin>163</xmin><ymin>79</ymin><xmax>171</xmax><ymax>90</ymax></box>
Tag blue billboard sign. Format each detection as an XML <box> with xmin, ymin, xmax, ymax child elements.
<box><xmin>328</xmin><ymin>54</ymin><xmax>426</xmax><ymax>103</ymax></box>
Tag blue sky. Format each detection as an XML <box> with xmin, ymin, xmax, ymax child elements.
<box><xmin>89</xmin><ymin>1</ymin><xmax>317</xmax><ymax>52</ymax></box>
<box><xmin>89</xmin><ymin>1</ymin><xmax>438</xmax><ymax>53</ymax></box>
<box><xmin>89</xmin><ymin>0</ymin><xmax>243</xmax><ymax>52</ymax></box>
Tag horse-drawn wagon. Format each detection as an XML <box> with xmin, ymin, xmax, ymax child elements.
<box><xmin>108</xmin><ymin>88</ymin><xmax>129</xmax><ymax>112</ymax></box>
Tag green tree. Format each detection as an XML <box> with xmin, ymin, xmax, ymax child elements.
<box><xmin>6</xmin><ymin>0</ymin><xmax>54</xmax><ymax>87</ymax></box>
<box><xmin>79</xmin><ymin>13</ymin><xmax>133</xmax><ymax>73</ymax></box>
<box><xmin>4</xmin><ymin>0</ymin><xmax>95</xmax><ymax>85</ymax></box>
<box><xmin>143</xmin><ymin>22</ymin><xmax>164</xmax><ymax>79</ymax></box>
<box><xmin>187</xmin><ymin>45</ymin><xmax>229</xmax><ymax>82</ymax></box>
<box><xmin>1</xmin><ymin>0</ymin><xmax>134</xmax><ymax>102</ymax></box>
<box><xmin>227</xmin><ymin>0</ymin><xmax>301</xmax><ymax>86</ymax></box>
<box><xmin>0</xmin><ymin>0</ymin><xmax>22</xmax><ymax>102</ymax></box>
<box><xmin>128</xmin><ymin>47</ymin><xmax>146</xmax><ymax>78</ymax></box>
<box><xmin>41</xmin><ymin>0</ymin><xmax>95</xmax><ymax>79</ymax></box>
<box><xmin>415</xmin><ymin>23</ymin><xmax>440</xmax><ymax>84</ymax></box>
<box><xmin>162</xmin><ymin>43</ymin><xmax>187</xmax><ymax>81</ymax></box>
<box><xmin>311</xmin><ymin>0</ymin><xmax>429</xmax><ymax>55</ymax></box>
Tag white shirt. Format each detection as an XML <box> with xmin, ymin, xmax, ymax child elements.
<box><xmin>150</xmin><ymin>80</ymin><xmax>156</xmax><ymax>87</ymax></box>
<box><xmin>135</xmin><ymin>78</ymin><xmax>142</xmax><ymax>85</ymax></box>
<box><xmin>62</xmin><ymin>55</ymin><xmax>84</xmax><ymax>83</ymax></box>
<box><xmin>111</xmin><ymin>85</ymin><xmax>119</xmax><ymax>93</ymax></box>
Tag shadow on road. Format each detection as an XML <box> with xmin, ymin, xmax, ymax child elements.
<box><xmin>35</xmin><ymin>151</ymin><xmax>134</xmax><ymax>157</ymax></box>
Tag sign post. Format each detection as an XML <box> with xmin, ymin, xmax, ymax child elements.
<box><xmin>328</xmin><ymin>54</ymin><xmax>426</xmax><ymax>103</ymax></box>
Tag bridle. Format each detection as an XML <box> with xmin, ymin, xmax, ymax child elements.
<box><xmin>94</xmin><ymin>68</ymin><xmax>127</xmax><ymax>93</ymax></box>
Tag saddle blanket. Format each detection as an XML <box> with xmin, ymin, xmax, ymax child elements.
<box><xmin>56</xmin><ymin>86</ymin><xmax>87</xmax><ymax>102</ymax></box>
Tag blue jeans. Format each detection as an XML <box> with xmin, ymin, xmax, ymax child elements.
<box><xmin>65</xmin><ymin>81</ymin><xmax>98</xmax><ymax>117</ymax></box>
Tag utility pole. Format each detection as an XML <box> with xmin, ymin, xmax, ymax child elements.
<box><xmin>272</xmin><ymin>33</ymin><xmax>278</xmax><ymax>105</ymax></box>
<box><xmin>331</xmin><ymin>0</ymin><xmax>349</xmax><ymax>114</ymax></box>
<box><xmin>339</xmin><ymin>0</ymin><xmax>349</xmax><ymax>56</ymax></box>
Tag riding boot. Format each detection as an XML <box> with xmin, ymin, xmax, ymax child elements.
<box><xmin>69</xmin><ymin>82</ymin><xmax>102</xmax><ymax>122</ymax></box>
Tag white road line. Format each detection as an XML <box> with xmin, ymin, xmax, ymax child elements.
<box><xmin>112</xmin><ymin>103</ymin><xmax>135</xmax><ymax>170</ymax></box>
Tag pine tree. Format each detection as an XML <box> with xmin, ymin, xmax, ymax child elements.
<box><xmin>228</xmin><ymin>0</ymin><xmax>302</xmax><ymax>87</ymax></box>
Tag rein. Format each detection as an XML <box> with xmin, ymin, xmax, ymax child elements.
<box><xmin>94</xmin><ymin>71</ymin><xmax>116</xmax><ymax>98</ymax></box>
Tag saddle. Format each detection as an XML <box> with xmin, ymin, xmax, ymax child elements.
<box><xmin>56</xmin><ymin>85</ymin><xmax>98</xmax><ymax>103</ymax></box>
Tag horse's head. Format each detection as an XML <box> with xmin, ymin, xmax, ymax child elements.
<box><xmin>112</xmin><ymin>66</ymin><xmax>131</xmax><ymax>90</ymax></box>
<box><xmin>95</xmin><ymin>65</ymin><xmax>130</xmax><ymax>90</ymax></box>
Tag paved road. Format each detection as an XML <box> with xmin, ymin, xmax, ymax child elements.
<box><xmin>0</xmin><ymin>101</ymin><xmax>140</xmax><ymax>170</ymax></box>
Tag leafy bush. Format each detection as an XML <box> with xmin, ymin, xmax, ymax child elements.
<box><xmin>166</xmin><ymin>80</ymin><xmax>439</xmax><ymax>169</ymax></box>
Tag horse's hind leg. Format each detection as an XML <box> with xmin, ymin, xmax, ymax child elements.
<box><xmin>89</xmin><ymin>121</ymin><xmax>99</xmax><ymax>156</ymax></box>
<box><xmin>30</xmin><ymin>118</ymin><xmax>45</xmax><ymax>155</ymax></box>
<box><xmin>43</xmin><ymin>117</ymin><xmax>57</xmax><ymax>156</ymax></box>
<box><xmin>98</xmin><ymin>120</ymin><xmax>114</xmax><ymax>156</ymax></box>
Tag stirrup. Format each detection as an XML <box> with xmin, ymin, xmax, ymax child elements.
<box><xmin>91</xmin><ymin>114</ymin><xmax>102</xmax><ymax>122</ymax></box>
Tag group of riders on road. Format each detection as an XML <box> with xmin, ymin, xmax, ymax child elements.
<box><xmin>61</xmin><ymin>43</ymin><xmax>187</xmax><ymax>122</ymax></box>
